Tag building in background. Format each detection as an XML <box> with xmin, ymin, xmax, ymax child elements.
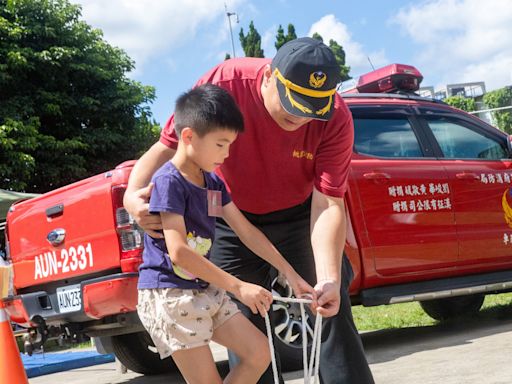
<box><xmin>419</xmin><ymin>81</ymin><xmax>495</xmax><ymax>125</ymax></box>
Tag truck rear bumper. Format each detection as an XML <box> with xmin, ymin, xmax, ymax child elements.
<box><xmin>3</xmin><ymin>273</ymin><xmax>139</xmax><ymax>327</ymax></box>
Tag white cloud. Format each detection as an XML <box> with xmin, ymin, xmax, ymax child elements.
<box><xmin>72</xmin><ymin>0</ymin><xmax>242</xmax><ymax>72</ymax></box>
<box><xmin>392</xmin><ymin>0</ymin><xmax>512</xmax><ymax>91</ymax></box>
<box><xmin>308</xmin><ymin>15</ymin><xmax>388</xmax><ymax>77</ymax></box>
<box><xmin>261</xmin><ymin>25</ymin><xmax>278</xmax><ymax>58</ymax></box>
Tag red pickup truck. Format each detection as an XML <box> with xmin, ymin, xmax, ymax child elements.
<box><xmin>4</xmin><ymin>64</ymin><xmax>512</xmax><ymax>373</ymax></box>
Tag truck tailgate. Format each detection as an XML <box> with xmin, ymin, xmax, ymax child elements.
<box><xmin>7</xmin><ymin>173</ymin><xmax>122</xmax><ymax>289</ymax></box>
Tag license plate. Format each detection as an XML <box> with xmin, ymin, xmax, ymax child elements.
<box><xmin>56</xmin><ymin>284</ymin><xmax>82</xmax><ymax>313</ymax></box>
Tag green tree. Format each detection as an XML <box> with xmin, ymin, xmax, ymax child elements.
<box><xmin>312</xmin><ymin>32</ymin><xmax>323</xmax><ymax>42</ymax></box>
<box><xmin>444</xmin><ymin>96</ymin><xmax>476</xmax><ymax>112</ymax></box>
<box><xmin>328</xmin><ymin>39</ymin><xmax>351</xmax><ymax>82</ymax></box>
<box><xmin>483</xmin><ymin>86</ymin><xmax>512</xmax><ymax>133</ymax></box>
<box><xmin>310</xmin><ymin>32</ymin><xmax>351</xmax><ymax>82</ymax></box>
<box><xmin>0</xmin><ymin>0</ymin><xmax>159</xmax><ymax>193</ymax></box>
<box><xmin>239</xmin><ymin>21</ymin><xmax>264</xmax><ymax>58</ymax></box>
<box><xmin>275</xmin><ymin>24</ymin><xmax>297</xmax><ymax>50</ymax></box>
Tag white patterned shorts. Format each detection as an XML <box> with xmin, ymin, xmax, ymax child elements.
<box><xmin>137</xmin><ymin>286</ymin><xmax>240</xmax><ymax>358</ymax></box>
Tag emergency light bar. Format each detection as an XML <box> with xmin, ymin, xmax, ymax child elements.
<box><xmin>343</xmin><ymin>63</ymin><xmax>423</xmax><ymax>94</ymax></box>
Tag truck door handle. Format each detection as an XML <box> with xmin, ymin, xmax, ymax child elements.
<box><xmin>46</xmin><ymin>204</ymin><xmax>64</xmax><ymax>218</ymax></box>
<box><xmin>363</xmin><ymin>172</ymin><xmax>391</xmax><ymax>183</ymax></box>
<box><xmin>455</xmin><ymin>172</ymin><xmax>479</xmax><ymax>181</ymax></box>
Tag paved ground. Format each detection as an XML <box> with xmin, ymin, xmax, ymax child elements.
<box><xmin>29</xmin><ymin>315</ymin><xmax>512</xmax><ymax>384</ymax></box>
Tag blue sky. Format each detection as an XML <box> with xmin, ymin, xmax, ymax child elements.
<box><xmin>72</xmin><ymin>0</ymin><xmax>512</xmax><ymax>126</ymax></box>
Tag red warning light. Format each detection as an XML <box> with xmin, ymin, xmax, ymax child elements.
<box><xmin>343</xmin><ymin>64</ymin><xmax>423</xmax><ymax>94</ymax></box>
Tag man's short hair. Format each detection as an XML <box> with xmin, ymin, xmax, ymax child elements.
<box><xmin>174</xmin><ymin>83</ymin><xmax>244</xmax><ymax>137</ymax></box>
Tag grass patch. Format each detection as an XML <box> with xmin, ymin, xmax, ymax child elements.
<box><xmin>353</xmin><ymin>302</ymin><xmax>436</xmax><ymax>331</ymax></box>
<box><xmin>45</xmin><ymin>339</ymin><xmax>93</xmax><ymax>352</ymax></box>
<box><xmin>352</xmin><ymin>292</ymin><xmax>512</xmax><ymax>331</ymax></box>
<box><xmin>478</xmin><ymin>292</ymin><xmax>512</xmax><ymax>319</ymax></box>
<box><xmin>16</xmin><ymin>337</ymin><xmax>92</xmax><ymax>354</ymax></box>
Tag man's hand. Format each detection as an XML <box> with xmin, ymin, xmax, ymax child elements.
<box><xmin>314</xmin><ymin>279</ymin><xmax>341</xmax><ymax>317</ymax></box>
<box><xmin>123</xmin><ymin>183</ymin><xmax>163</xmax><ymax>238</ymax></box>
<box><xmin>283</xmin><ymin>271</ymin><xmax>317</xmax><ymax>306</ymax></box>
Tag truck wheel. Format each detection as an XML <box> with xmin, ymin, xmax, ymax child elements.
<box><xmin>420</xmin><ymin>294</ymin><xmax>485</xmax><ymax>321</ymax></box>
<box><xmin>271</xmin><ymin>276</ymin><xmax>315</xmax><ymax>372</ymax></box>
<box><xmin>111</xmin><ymin>331</ymin><xmax>177</xmax><ymax>374</ymax></box>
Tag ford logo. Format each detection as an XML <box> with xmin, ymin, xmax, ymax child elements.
<box><xmin>47</xmin><ymin>228</ymin><xmax>66</xmax><ymax>246</ymax></box>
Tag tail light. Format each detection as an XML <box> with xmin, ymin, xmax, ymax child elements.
<box><xmin>111</xmin><ymin>185</ymin><xmax>144</xmax><ymax>272</ymax></box>
<box><xmin>1</xmin><ymin>220</ymin><xmax>15</xmax><ymax>297</ymax></box>
<box><xmin>3</xmin><ymin>298</ymin><xmax>34</xmax><ymax>327</ymax></box>
<box><xmin>3</xmin><ymin>219</ymin><xmax>9</xmax><ymax>261</ymax></box>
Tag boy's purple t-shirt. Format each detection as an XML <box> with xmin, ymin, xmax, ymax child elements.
<box><xmin>137</xmin><ymin>161</ymin><xmax>231</xmax><ymax>290</ymax></box>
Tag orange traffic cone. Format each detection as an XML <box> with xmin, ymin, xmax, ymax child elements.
<box><xmin>0</xmin><ymin>301</ymin><xmax>29</xmax><ymax>384</ymax></box>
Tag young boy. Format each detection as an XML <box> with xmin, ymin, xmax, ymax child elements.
<box><xmin>136</xmin><ymin>83</ymin><xmax>315</xmax><ymax>384</ymax></box>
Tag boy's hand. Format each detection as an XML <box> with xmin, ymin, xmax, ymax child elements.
<box><xmin>235</xmin><ymin>282</ymin><xmax>273</xmax><ymax>317</ymax></box>
<box><xmin>124</xmin><ymin>183</ymin><xmax>163</xmax><ymax>238</ymax></box>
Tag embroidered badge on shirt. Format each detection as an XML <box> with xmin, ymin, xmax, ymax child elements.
<box><xmin>207</xmin><ymin>190</ymin><xmax>223</xmax><ymax>217</ymax></box>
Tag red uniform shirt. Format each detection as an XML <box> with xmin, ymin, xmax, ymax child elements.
<box><xmin>160</xmin><ymin>58</ymin><xmax>354</xmax><ymax>214</ymax></box>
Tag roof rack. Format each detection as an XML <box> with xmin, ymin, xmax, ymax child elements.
<box><xmin>340</xmin><ymin>92</ymin><xmax>447</xmax><ymax>105</ymax></box>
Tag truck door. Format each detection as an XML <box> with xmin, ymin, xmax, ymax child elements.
<box><xmin>350</xmin><ymin>106</ymin><xmax>458</xmax><ymax>278</ymax></box>
<box><xmin>419</xmin><ymin>109</ymin><xmax>512</xmax><ymax>266</ymax></box>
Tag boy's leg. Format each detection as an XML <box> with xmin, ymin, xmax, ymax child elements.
<box><xmin>171</xmin><ymin>345</ymin><xmax>223</xmax><ymax>384</ymax></box>
<box><xmin>212</xmin><ymin>313</ymin><xmax>271</xmax><ymax>384</ymax></box>
<box><xmin>210</xmin><ymin>219</ymin><xmax>283</xmax><ymax>384</ymax></box>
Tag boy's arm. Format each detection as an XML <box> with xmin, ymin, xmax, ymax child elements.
<box><xmin>222</xmin><ymin>202</ymin><xmax>316</xmax><ymax>300</ymax></box>
<box><xmin>123</xmin><ymin>142</ymin><xmax>176</xmax><ymax>237</ymax></box>
<box><xmin>161</xmin><ymin>211</ymin><xmax>272</xmax><ymax>316</ymax></box>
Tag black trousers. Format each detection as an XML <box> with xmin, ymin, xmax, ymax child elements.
<box><xmin>210</xmin><ymin>198</ymin><xmax>375</xmax><ymax>384</ymax></box>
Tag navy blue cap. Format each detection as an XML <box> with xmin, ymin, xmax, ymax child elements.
<box><xmin>271</xmin><ymin>37</ymin><xmax>341</xmax><ymax>120</ymax></box>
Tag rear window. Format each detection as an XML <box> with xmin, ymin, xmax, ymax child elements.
<box><xmin>354</xmin><ymin>117</ymin><xmax>423</xmax><ymax>158</ymax></box>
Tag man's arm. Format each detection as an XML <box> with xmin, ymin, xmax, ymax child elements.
<box><xmin>123</xmin><ymin>141</ymin><xmax>176</xmax><ymax>237</ymax></box>
<box><xmin>310</xmin><ymin>186</ymin><xmax>347</xmax><ymax>317</ymax></box>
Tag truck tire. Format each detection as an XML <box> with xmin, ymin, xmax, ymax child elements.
<box><xmin>420</xmin><ymin>294</ymin><xmax>485</xmax><ymax>321</ymax></box>
<box><xmin>111</xmin><ymin>331</ymin><xmax>177</xmax><ymax>374</ymax></box>
<box><xmin>271</xmin><ymin>276</ymin><xmax>314</xmax><ymax>372</ymax></box>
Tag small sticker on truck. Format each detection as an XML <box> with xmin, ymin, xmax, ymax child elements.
<box><xmin>34</xmin><ymin>243</ymin><xmax>94</xmax><ymax>280</ymax></box>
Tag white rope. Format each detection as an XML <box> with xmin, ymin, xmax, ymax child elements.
<box><xmin>264</xmin><ymin>296</ymin><xmax>323</xmax><ymax>384</ymax></box>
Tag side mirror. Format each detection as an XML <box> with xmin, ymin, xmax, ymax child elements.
<box><xmin>508</xmin><ymin>135</ymin><xmax>512</xmax><ymax>158</ymax></box>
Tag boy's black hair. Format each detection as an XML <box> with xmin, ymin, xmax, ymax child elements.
<box><xmin>174</xmin><ymin>83</ymin><xmax>244</xmax><ymax>137</ymax></box>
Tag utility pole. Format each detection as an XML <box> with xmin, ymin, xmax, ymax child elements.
<box><xmin>225</xmin><ymin>3</ymin><xmax>238</xmax><ymax>57</ymax></box>
<box><xmin>367</xmin><ymin>56</ymin><xmax>375</xmax><ymax>71</ymax></box>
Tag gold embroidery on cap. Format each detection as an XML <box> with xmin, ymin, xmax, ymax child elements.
<box><xmin>274</xmin><ymin>68</ymin><xmax>334</xmax><ymax>116</ymax></box>
<box><xmin>309</xmin><ymin>72</ymin><xmax>327</xmax><ymax>89</ymax></box>
<box><xmin>274</xmin><ymin>68</ymin><xmax>335</xmax><ymax>98</ymax></box>
<box><xmin>285</xmin><ymin>87</ymin><xmax>312</xmax><ymax>114</ymax></box>
<box><xmin>315</xmin><ymin>95</ymin><xmax>333</xmax><ymax>116</ymax></box>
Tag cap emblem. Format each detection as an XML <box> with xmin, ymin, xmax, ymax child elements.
<box><xmin>274</xmin><ymin>68</ymin><xmax>336</xmax><ymax>116</ymax></box>
<box><xmin>309</xmin><ymin>71</ymin><xmax>327</xmax><ymax>89</ymax></box>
